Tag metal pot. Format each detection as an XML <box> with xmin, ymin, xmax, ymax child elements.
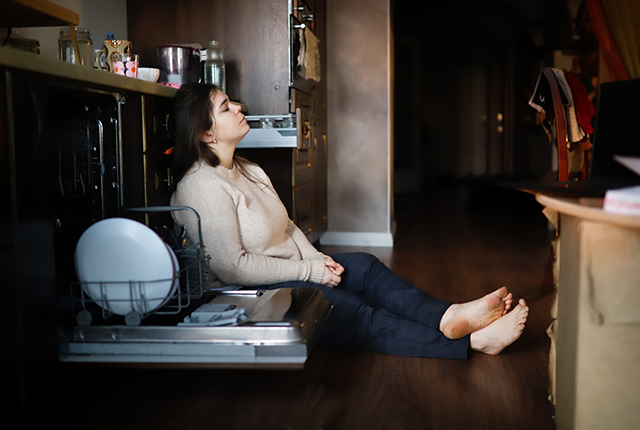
<box><xmin>155</xmin><ymin>45</ymin><xmax>201</xmax><ymax>85</ymax></box>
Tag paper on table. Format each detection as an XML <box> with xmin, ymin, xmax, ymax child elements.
<box><xmin>604</xmin><ymin>185</ymin><xmax>640</xmax><ymax>215</ymax></box>
<box><xmin>613</xmin><ymin>155</ymin><xmax>640</xmax><ymax>176</ymax></box>
<box><xmin>603</xmin><ymin>156</ymin><xmax>640</xmax><ymax>215</ymax></box>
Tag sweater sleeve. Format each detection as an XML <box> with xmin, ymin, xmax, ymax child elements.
<box><xmin>285</xmin><ymin>220</ymin><xmax>327</xmax><ymax>260</ymax></box>
<box><xmin>173</xmin><ymin>171</ymin><xmax>326</xmax><ymax>287</ymax></box>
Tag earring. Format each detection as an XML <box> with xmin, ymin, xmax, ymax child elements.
<box><xmin>212</xmin><ymin>138</ymin><xmax>217</xmax><ymax>143</ymax></box>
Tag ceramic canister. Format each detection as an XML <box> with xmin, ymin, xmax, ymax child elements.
<box><xmin>96</xmin><ymin>40</ymin><xmax>132</xmax><ymax>72</ymax></box>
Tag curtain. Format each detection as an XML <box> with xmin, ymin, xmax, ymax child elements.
<box><xmin>601</xmin><ymin>0</ymin><xmax>640</xmax><ymax>79</ymax></box>
<box><xmin>585</xmin><ymin>0</ymin><xmax>640</xmax><ymax>80</ymax></box>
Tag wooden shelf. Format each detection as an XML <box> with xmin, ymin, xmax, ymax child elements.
<box><xmin>0</xmin><ymin>0</ymin><xmax>79</xmax><ymax>28</ymax></box>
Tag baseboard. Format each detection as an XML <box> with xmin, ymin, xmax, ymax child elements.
<box><xmin>319</xmin><ymin>231</ymin><xmax>395</xmax><ymax>247</ymax></box>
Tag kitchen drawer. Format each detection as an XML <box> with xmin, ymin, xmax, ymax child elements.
<box><xmin>152</xmin><ymin>111</ymin><xmax>171</xmax><ymax>139</ymax></box>
<box><xmin>312</xmin><ymin>84</ymin><xmax>327</xmax><ymax>119</ymax></box>
<box><xmin>293</xmin><ymin>90</ymin><xmax>312</xmax><ymax>149</ymax></box>
<box><xmin>293</xmin><ymin>182</ymin><xmax>312</xmax><ymax>234</ymax></box>
<box><xmin>143</xmin><ymin>95</ymin><xmax>172</xmax><ymax>153</ymax></box>
<box><xmin>293</xmin><ymin>165</ymin><xmax>312</xmax><ymax>187</ymax></box>
<box><xmin>293</xmin><ymin>149</ymin><xmax>312</xmax><ymax>186</ymax></box>
<box><xmin>150</xmin><ymin>153</ymin><xmax>174</xmax><ymax>197</ymax></box>
<box><xmin>295</xmin><ymin>148</ymin><xmax>311</xmax><ymax>165</ymax></box>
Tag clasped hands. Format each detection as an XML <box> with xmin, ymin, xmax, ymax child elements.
<box><xmin>321</xmin><ymin>257</ymin><xmax>344</xmax><ymax>287</ymax></box>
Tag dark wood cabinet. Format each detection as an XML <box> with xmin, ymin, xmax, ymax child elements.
<box><xmin>142</xmin><ymin>95</ymin><xmax>175</xmax><ymax>228</ymax></box>
<box><xmin>121</xmin><ymin>92</ymin><xmax>176</xmax><ymax>227</ymax></box>
<box><xmin>128</xmin><ymin>0</ymin><xmax>305</xmax><ymax>115</ymax></box>
<box><xmin>1</xmin><ymin>66</ymin><xmax>58</xmax><ymax>421</ymax></box>
<box><xmin>127</xmin><ymin>0</ymin><xmax>329</xmax><ymax>242</ymax></box>
<box><xmin>0</xmin><ymin>61</ymin><xmax>175</xmax><ymax>419</ymax></box>
<box><xmin>312</xmin><ymin>117</ymin><xmax>328</xmax><ymax>235</ymax></box>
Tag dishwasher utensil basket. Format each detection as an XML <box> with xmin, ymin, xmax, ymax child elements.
<box><xmin>71</xmin><ymin>206</ymin><xmax>211</xmax><ymax>326</ymax></box>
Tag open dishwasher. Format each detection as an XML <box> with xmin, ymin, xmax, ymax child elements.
<box><xmin>58</xmin><ymin>205</ymin><xmax>331</xmax><ymax>367</ymax></box>
<box><xmin>43</xmin><ymin>84</ymin><xmax>330</xmax><ymax>368</ymax></box>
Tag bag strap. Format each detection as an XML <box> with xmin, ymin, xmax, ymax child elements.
<box><xmin>542</xmin><ymin>68</ymin><xmax>569</xmax><ymax>182</ymax></box>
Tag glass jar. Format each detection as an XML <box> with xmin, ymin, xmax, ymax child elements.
<box><xmin>58</xmin><ymin>27</ymin><xmax>93</xmax><ymax>67</ymax></box>
<box><xmin>5</xmin><ymin>29</ymin><xmax>40</xmax><ymax>54</ymax></box>
<box><xmin>203</xmin><ymin>40</ymin><xmax>226</xmax><ymax>94</ymax></box>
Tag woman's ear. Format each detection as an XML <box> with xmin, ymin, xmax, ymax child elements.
<box><xmin>200</xmin><ymin>129</ymin><xmax>216</xmax><ymax>143</ymax></box>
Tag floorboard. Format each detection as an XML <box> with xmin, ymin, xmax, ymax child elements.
<box><xmin>49</xmin><ymin>184</ymin><xmax>557</xmax><ymax>430</ymax></box>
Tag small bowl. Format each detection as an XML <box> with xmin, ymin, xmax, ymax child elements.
<box><xmin>138</xmin><ymin>67</ymin><xmax>160</xmax><ymax>83</ymax></box>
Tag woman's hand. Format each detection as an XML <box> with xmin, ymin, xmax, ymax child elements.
<box><xmin>324</xmin><ymin>257</ymin><xmax>344</xmax><ymax>276</ymax></box>
<box><xmin>321</xmin><ymin>257</ymin><xmax>344</xmax><ymax>287</ymax></box>
<box><xmin>321</xmin><ymin>266</ymin><xmax>341</xmax><ymax>287</ymax></box>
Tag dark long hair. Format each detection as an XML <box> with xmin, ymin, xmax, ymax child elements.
<box><xmin>173</xmin><ymin>83</ymin><xmax>264</xmax><ymax>186</ymax></box>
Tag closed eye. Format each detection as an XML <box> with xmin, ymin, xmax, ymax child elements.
<box><xmin>218</xmin><ymin>96</ymin><xmax>230</xmax><ymax>112</ymax></box>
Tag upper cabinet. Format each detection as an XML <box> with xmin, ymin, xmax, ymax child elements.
<box><xmin>126</xmin><ymin>0</ymin><xmax>326</xmax><ymax>116</ymax></box>
<box><xmin>126</xmin><ymin>0</ymin><xmax>328</xmax><ymax>240</ymax></box>
<box><xmin>0</xmin><ymin>0</ymin><xmax>79</xmax><ymax>27</ymax></box>
<box><xmin>0</xmin><ymin>0</ymin><xmax>85</xmax><ymax>65</ymax></box>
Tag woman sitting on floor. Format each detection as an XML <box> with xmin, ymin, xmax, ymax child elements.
<box><xmin>170</xmin><ymin>83</ymin><xmax>529</xmax><ymax>359</ymax></box>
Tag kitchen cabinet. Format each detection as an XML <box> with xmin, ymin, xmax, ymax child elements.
<box><xmin>121</xmin><ymin>93</ymin><xmax>176</xmax><ymax>228</ymax></box>
<box><xmin>0</xmin><ymin>0</ymin><xmax>79</xmax><ymax>27</ymax></box>
<box><xmin>0</xmin><ymin>49</ymin><xmax>176</xmax><ymax>420</ymax></box>
<box><xmin>0</xmin><ymin>0</ymin><xmax>83</xmax><ymax>62</ymax></box>
<box><xmin>1</xmin><ymin>65</ymin><xmax>59</xmax><ymax>422</ymax></box>
<box><xmin>126</xmin><ymin>0</ymin><xmax>329</xmax><ymax>242</ymax></box>
<box><xmin>312</xmin><ymin>117</ymin><xmax>328</xmax><ymax>235</ymax></box>
<box><xmin>143</xmin><ymin>95</ymin><xmax>176</xmax><ymax>221</ymax></box>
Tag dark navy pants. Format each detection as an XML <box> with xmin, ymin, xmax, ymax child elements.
<box><xmin>260</xmin><ymin>252</ymin><xmax>470</xmax><ymax>360</ymax></box>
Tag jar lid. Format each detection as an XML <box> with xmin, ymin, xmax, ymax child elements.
<box><xmin>59</xmin><ymin>27</ymin><xmax>91</xmax><ymax>37</ymax></box>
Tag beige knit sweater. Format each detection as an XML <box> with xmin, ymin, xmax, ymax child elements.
<box><xmin>170</xmin><ymin>160</ymin><xmax>327</xmax><ymax>287</ymax></box>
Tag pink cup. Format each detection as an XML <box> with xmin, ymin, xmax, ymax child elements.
<box><xmin>113</xmin><ymin>54</ymin><xmax>139</xmax><ymax>78</ymax></box>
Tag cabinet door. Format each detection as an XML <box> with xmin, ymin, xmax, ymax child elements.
<box><xmin>311</xmin><ymin>0</ymin><xmax>327</xmax><ymax>120</ymax></box>
<box><xmin>143</xmin><ymin>95</ymin><xmax>175</xmax><ymax>228</ymax></box>
<box><xmin>1</xmin><ymin>68</ymin><xmax>58</xmax><ymax>418</ymax></box>
<box><xmin>294</xmin><ymin>182</ymin><xmax>313</xmax><ymax>234</ymax></box>
<box><xmin>121</xmin><ymin>93</ymin><xmax>144</xmax><ymax>213</ymax></box>
<box><xmin>143</xmin><ymin>95</ymin><xmax>174</xmax><ymax>205</ymax></box>
<box><xmin>312</xmin><ymin>118</ymin><xmax>328</xmax><ymax>234</ymax></box>
<box><xmin>235</xmin><ymin>148</ymin><xmax>295</xmax><ymax>218</ymax></box>
<box><xmin>121</xmin><ymin>94</ymin><xmax>174</xmax><ymax>228</ymax></box>
<box><xmin>293</xmin><ymin>148</ymin><xmax>312</xmax><ymax>187</ymax></box>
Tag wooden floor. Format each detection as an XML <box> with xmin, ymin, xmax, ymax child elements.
<box><xmin>50</xmin><ymin>184</ymin><xmax>557</xmax><ymax>430</ymax></box>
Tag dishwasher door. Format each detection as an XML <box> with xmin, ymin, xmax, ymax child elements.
<box><xmin>59</xmin><ymin>288</ymin><xmax>331</xmax><ymax>367</ymax></box>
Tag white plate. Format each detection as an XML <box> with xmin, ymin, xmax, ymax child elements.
<box><xmin>163</xmin><ymin>242</ymin><xmax>180</xmax><ymax>303</ymax></box>
<box><xmin>75</xmin><ymin>218</ymin><xmax>178</xmax><ymax>316</ymax></box>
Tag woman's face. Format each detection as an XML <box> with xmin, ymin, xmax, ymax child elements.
<box><xmin>209</xmin><ymin>89</ymin><xmax>250</xmax><ymax>146</ymax></box>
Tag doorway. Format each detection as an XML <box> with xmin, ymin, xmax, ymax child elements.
<box><xmin>394</xmin><ymin>42</ymin><xmax>507</xmax><ymax>192</ymax></box>
<box><xmin>392</xmin><ymin>0</ymin><xmax>560</xmax><ymax>193</ymax></box>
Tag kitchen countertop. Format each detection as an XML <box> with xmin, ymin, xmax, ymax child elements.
<box><xmin>0</xmin><ymin>46</ymin><xmax>178</xmax><ymax>98</ymax></box>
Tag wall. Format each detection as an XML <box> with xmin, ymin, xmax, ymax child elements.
<box><xmin>15</xmin><ymin>0</ymin><xmax>128</xmax><ymax>64</ymax></box>
<box><xmin>11</xmin><ymin>0</ymin><xmax>394</xmax><ymax>247</ymax></box>
<box><xmin>322</xmin><ymin>0</ymin><xmax>394</xmax><ymax>247</ymax></box>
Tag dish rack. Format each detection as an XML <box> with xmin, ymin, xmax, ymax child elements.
<box><xmin>71</xmin><ymin>206</ymin><xmax>212</xmax><ymax>326</ymax></box>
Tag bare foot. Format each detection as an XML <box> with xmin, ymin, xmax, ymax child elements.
<box><xmin>439</xmin><ymin>286</ymin><xmax>513</xmax><ymax>339</ymax></box>
<box><xmin>469</xmin><ymin>299</ymin><xmax>529</xmax><ymax>356</ymax></box>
